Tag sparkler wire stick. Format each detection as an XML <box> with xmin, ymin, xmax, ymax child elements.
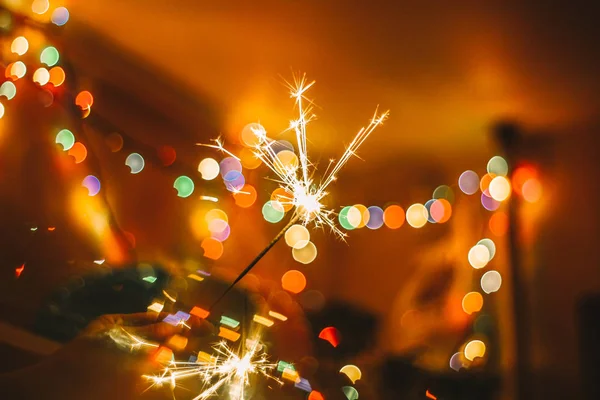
<box><xmin>210</xmin><ymin>214</ymin><xmax>300</xmax><ymax>310</ymax></box>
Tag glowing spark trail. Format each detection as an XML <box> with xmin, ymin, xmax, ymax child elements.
<box><xmin>144</xmin><ymin>339</ymin><xmax>281</xmax><ymax>400</ymax></box>
<box><xmin>200</xmin><ymin>75</ymin><xmax>388</xmax><ymax>308</ymax></box>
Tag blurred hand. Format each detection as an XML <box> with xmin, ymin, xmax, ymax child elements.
<box><xmin>0</xmin><ymin>312</ymin><xmax>212</xmax><ymax>400</ymax></box>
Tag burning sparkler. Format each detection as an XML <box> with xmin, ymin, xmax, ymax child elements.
<box><xmin>144</xmin><ymin>339</ymin><xmax>281</xmax><ymax>400</ymax></box>
<box><xmin>200</xmin><ymin>74</ymin><xmax>389</xmax><ymax>308</ymax></box>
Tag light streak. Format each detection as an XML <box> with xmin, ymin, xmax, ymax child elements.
<box><xmin>144</xmin><ymin>339</ymin><xmax>282</xmax><ymax>400</ymax></box>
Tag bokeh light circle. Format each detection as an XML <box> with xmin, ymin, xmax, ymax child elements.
<box><xmin>487</xmin><ymin>156</ymin><xmax>508</xmax><ymax>176</ymax></box>
<box><xmin>424</xmin><ymin>199</ymin><xmax>437</xmax><ymax>224</ymax></box>
<box><xmin>489</xmin><ymin>176</ymin><xmax>511</xmax><ymax>201</ymax></box>
<box><xmin>31</xmin><ymin>0</ymin><xmax>49</xmax><ymax>14</ymax></box>
<box><xmin>459</xmin><ymin>170</ymin><xmax>479</xmax><ymax>195</ymax></box>
<box><xmin>406</xmin><ymin>203</ymin><xmax>428</xmax><ymax>228</ymax></box>
<box><xmin>430</xmin><ymin>199</ymin><xmax>452</xmax><ymax>223</ymax></box>
<box><xmin>33</xmin><ymin>68</ymin><xmax>50</xmax><ymax>85</ymax></box>
<box><xmin>462</xmin><ymin>292</ymin><xmax>484</xmax><ymax>315</ymax></box>
<box><xmin>339</xmin><ymin>365</ymin><xmax>362</xmax><ymax>384</ymax></box>
<box><xmin>383</xmin><ymin>205</ymin><xmax>405</xmax><ymax>229</ymax></box>
<box><xmin>292</xmin><ymin>241</ymin><xmax>317</xmax><ymax>264</ymax></box>
<box><xmin>481</xmin><ymin>192</ymin><xmax>500</xmax><ymax>211</ymax></box>
<box><xmin>449</xmin><ymin>352</ymin><xmax>468</xmax><ymax>371</ymax></box>
<box><xmin>0</xmin><ymin>81</ymin><xmax>16</xmax><ymax>100</ymax></box>
<box><xmin>275</xmin><ymin>150</ymin><xmax>299</xmax><ymax>174</ymax></box>
<box><xmin>11</xmin><ymin>36</ymin><xmax>28</xmax><ymax>55</ymax></box>
<box><xmin>346</xmin><ymin>206</ymin><xmax>363</xmax><ymax>229</ymax></box>
<box><xmin>464</xmin><ymin>340</ymin><xmax>486</xmax><ymax>361</ymax></box>
<box><xmin>433</xmin><ymin>184</ymin><xmax>455</xmax><ymax>204</ymax></box>
<box><xmin>281</xmin><ymin>270</ymin><xmax>307</xmax><ymax>294</ymax></box>
<box><xmin>197</xmin><ymin>158</ymin><xmax>219</xmax><ymax>180</ymax></box>
<box><xmin>219</xmin><ymin>157</ymin><xmax>242</xmax><ymax>178</ymax></box>
<box><xmin>55</xmin><ymin>129</ymin><xmax>75</xmax><ymax>150</ymax></box>
<box><xmin>7</xmin><ymin>61</ymin><xmax>26</xmax><ymax>80</ymax></box>
<box><xmin>240</xmin><ymin>122</ymin><xmax>266</xmax><ymax>147</ymax></box>
<box><xmin>125</xmin><ymin>153</ymin><xmax>145</xmax><ymax>174</ymax></box>
<box><xmin>201</xmin><ymin>237</ymin><xmax>223</xmax><ymax>260</ymax></box>
<box><xmin>75</xmin><ymin>90</ymin><xmax>94</xmax><ymax>110</ymax></box>
<box><xmin>158</xmin><ymin>145</ymin><xmax>176</xmax><ymax>166</ymax></box>
<box><xmin>205</xmin><ymin>209</ymin><xmax>229</xmax><ymax>224</ymax></box>
<box><xmin>285</xmin><ymin>224</ymin><xmax>310</xmax><ymax>248</ymax></box>
<box><xmin>468</xmin><ymin>244</ymin><xmax>490</xmax><ymax>269</ymax></box>
<box><xmin>0</xmin><ymin>103</ymin><xmax>4</xmax><ymax>119</ymax></box>
<box><xmin>223</xmin><ymin>170</ymin><xmax>245</xmax><ymax>192</ymax></box>
<box><xmin>481</xmin><ymin>270</ymin><xmax>502</xmax><ymax>294</ymax></box>
<box><xmin>477</xmin><ymin>238</ymin><xmax>496</xmax><ymax>260</ymax></box>
<box><xmin>82</xmin><ymin>175</ymin><xmax>101</xmax><ymax>196</ymax></box>
<box><xmin>271</xmin><ymin>188</ymin><xmax>294</xmax><ymax>212</ymax></box>
<box><xmin>48</xmin><ymin>66</ymin><xmax>65</xmax><ymax>86</ymax></box>
<box><xmin>366</xmin><ymin>206</ymin><xmax>384</xmax><ymax>229</ymax></box>
<box><xmin>51</xmin><ymin>7</ymin><xmax>70</xmax><ymax>26</ymax></box>
<box><xmin>339</xmin><ymin>206</ymin><xmax>355</xmax><ymax>230</ymax></box>
<box><xmin>262</xmin><ymin>201</ymin><xmax>285</xmax><ymax>223</ymax></box>
<box><xmin>68</xmin><ymin>142</ymin><xmax>87</xmax><ymax>163</ymax></box>
<box><xmin>40</xmin><ymin>46</ymin><xmax>59</xmax><ymax>67</ymax></box>
<box><xmin>233</xmin><ymin>184</ymin><xmax>257</xmax><ymax>208</ymax></box>
<box><xmin>173</xmin><ymin>176</ymin><xmax>194</xmax><ymax>198</ymax></box>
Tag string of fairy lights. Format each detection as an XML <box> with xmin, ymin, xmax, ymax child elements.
<box><xmin>1</xmin><ymin>1</ymin><xmax>546</xmax><ymax>399</ymax></box>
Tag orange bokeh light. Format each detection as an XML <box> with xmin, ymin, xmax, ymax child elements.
<box><xmin>489</xmin><ymin>212</ymin><xmax>509</xmax><ymax>236</ymax></box>
<box><xmin>48</xmin><ymin>66</ymin><xmax>66</xmax><ymax>86</ymax></box>
<box><xmin>201</xmin><ymin>237</ymin><xmax>223</xmax><ymax>260</ymax></box>
<box><xmin>430</xmin><ymin>199</ymin><xmax>452</xmax><ymax>223</ymax></box>
<box><xmin>512</xmin><ymin>165</ymin><xmax>538</xmax><ymax>196</ymax></box>
<box><xmin>75</xmin><ymin>90</ymin><xmax>94</xmax><ymax>110</ymax></box>
<box><xmin>480</xmin><ymin>173</ymin><xmax>496</xmax><ymax>193</ymax></box>
<box><xmin>281</xmin><ymin>270</ymin><xmax>307</xmax><ymax>294</ymax></box>
<box><xmin>462</xmin><ymin>292</ymin><xmax>484</xmax><ymax>315</ymax></box>
<box><xmin>383</xmin><ymin>205</ymin><xmax>405</xmax><ymax>229</ymax></box>
<box><xmin>67</xmin><ymin>142</ymin><xmax>87</xmax><ymax>163</ymax></box>
<box><xmin>233</xmin><ymin>184</ymin><xmax>257</xmax><ymax>208</ymax></box>
<box><xmin>239</xmin><ymin>147</ymin><xmax>262</xmax><ymax>169</ymax></box>
<box><xmin>308</xmin><ymin>391</ymin><xmax>325</xmax><ymax>400</ymax></box>
<box><xmin>271</xmin><ymin>188</ymin><xmax>294</xmax><ymax>212</ymax></box>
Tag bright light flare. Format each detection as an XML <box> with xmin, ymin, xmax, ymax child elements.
<box><xmin>144</xmin><ymin>340</ymin><xmax>282</xmax><ymax>400</ymax></box>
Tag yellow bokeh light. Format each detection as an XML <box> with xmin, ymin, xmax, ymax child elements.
<box><xmin>198</xmin><ymin>158</ymin><xmax>220</xmax><ymax>180</ymax></box>
<box><xmin>461</xmin><ymin>292</ymin><xmax>484</xmax><ymax>315</ymax></box>
<box><xmin>488</xmin><ymin>176</ymin><xmax>511</xmax><ymax>201</ymax></box>
<box><xmin>11</xmin><ymin>36</ymin><xmax>28</xmax><ymax>55</ymax></box>
<box><xmin>468</xmin><ymin>244</ymin><xmax>490</xmax><ymax>269</ymax></box>
<box><xmin>346</xmin><ymin>206</ymin><xmax>362</xmax><ymax>228</ymax></box>
<box><xmin>284</xmin><ymin>224</ymin><xmax>310</xmax><ymax>248</ymax></box>
<box><xmin>31</xmin><ymin>0</ymin><xmax>50</xmax><ymax>15</ymax></box>
<box><xmin>275</xmin><ymin>150</ymin><xmax>299</xmax><ymax>174</ymax></box>
<box><xmin>406</xmin><ymin>203</ymin><xmax>428</xmax><ymax>228</ymax></box>
<box><xmin>240</xmin><ymin>122</ymin><xmax>265</xmax><ymax>147</ymax></box>
<box><xmin>33</xmin><ymin>68</ymin><xmax>50</xmax><ymax>85</ymax></box>
<box><xmin>239</xmin><ymin>147</ymin><xmax>262</xmax><ymax>169</ymax></box>
<box><xmin>292</xmin><ymin>241</ymin><xmax>317</xmax><ymax>264</ymax></box>
<box><xmin>339</xmin><ymin>365</ymin><xmax>362</xmax><ymax>384</ymax></box>
<box><xmin>464</xmin><ymin>340</ymin><xmax>486</xmax><ymax>361</ymax></box>
<box><xmin>205</xmin><ymin>208</ymin><xmax>228</xmax><ymax>224</ymax></box>
<box><xmin>522</xmin><ymin>178</ymin><xmax>542</xmax><ymax>203</ymax></box>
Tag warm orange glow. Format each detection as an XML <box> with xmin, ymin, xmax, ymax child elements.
<box><xmin>353</xmin><ymin>204</ymin><xmax>369</xmax><ymax>228</ymax></box>
<box><xmin>383</xmin><ymin>205</ymin><xmax>405</xmax><ymax>229</ymax></box>
<box><xmin>67</xmin><ymin>142</ymin><xmax>87</xmax><ymax>163</ymax></box>
<box><xmin>201</xmin><ymin>237</ymin><xmax>224</xmax><ymax>260</ymax></box>
<box><xmin>48</xmin><ymin>66</ymin><xmax>66</xmax><ymax>86</ymax></box>
<box><xmin>462</xmin><ymin>292</ymin><xmax>484</xmax><ymax>315</ymax></box>
<box><xmin>75</xmin><ymin>90</ymin><xmax>94</xmax><ymax>110</ymax></box>
<box><xmin>15</xmin><ymin>264</ymin><xmax>25</xmax><ymax>278</ymax></box>
<box><xmin>233</xmin><ymin>184</ymin><xmax>257</xmax><ymax>208</ymax></box>
<box><xmin>464</xmin><ymin>340</ymin><xmax>486</xmax><ymax>361</ymax></box>
<box><xmin>271</xmin><ymin>188</ymin><xmax>294</xmax><ymax>212</ymax></box>
<box><xmin>489</xmin><ymin>212</ymin><xmax>509</xmax><ymax>236</ymax></box>
<box><xmin>281</xmin><ymin>270</ymin><xmax>307</xmax><ymax>293</ymax></box>
<box><xmin>318</xmin><ymin>326</ymin><xmax>341</xmax><ymax>348</ymax></box>
<box><xmin>205</xmin><ymin>208</ymin><xmax>229</xmax><ymax>224</ymax></box>
<box><xmin>190</xmin><ymin>306</ymin><xmax>210</xmax><ymax>319</ymax></box>
<box><xmin>512</xmin><ymin>165</ymin><xmax>538</xmax><ymax>196</ymax></box>
<box><xmin>152</xmin><ymin>346</ymin><xmax>173</xmax><ymax>364</ymax></box>
<box><xmin>239</xmin><ymin>147</ymin><xmax>262</xmax><ymax>169</ymax></box>
<box><xmin>253</xmin><ymin>315</ymin><xmax>274</xmax><ymax>327</ymax></box>
<box><xmin>158</xmin><ymin>145</ymin><xmax>176</xmax><ymax>166</ymax></box>
<box><xmin>426</xmin><ymin>390</ymin><xmax>438</xmax><ymax>400</ymax></box>
<box><xmin>218</xmin><ymin>326</ymin><xmax>241</xmax><ymax>342</ymax></box>
<box><xmin>522</xmin><ymin>178</ymin><xmax>542</xmax><ymax>203</ymax></box>
<box><xmin>166</xmin><ymin>334</ymin><xmax>188</xmax><ymax>351</ymax></box>
<box><xmin>308</xmin><ymin>391</ymin><xmax>325</xmax><ymax>400</ymax></box>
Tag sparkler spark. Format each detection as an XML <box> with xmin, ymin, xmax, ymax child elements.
<box><xmin>144</xmin><ymin>339</ymin><xmax>281</xmax><ymax>400</ymax></box>
<box><xmin>198</xmin><ymin>74</ymin><xmax>389</xmax><ymax>238</ymax></box>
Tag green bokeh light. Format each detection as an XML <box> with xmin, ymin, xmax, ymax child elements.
<box><xmin>40</xmin><ymin>46</ymin><xmax>60</xmax><ymax>67</ymax></box>
<box><xmin>262</xmin><ymin>201</ymin><xmax>284</xmax><ymax>223</ymax></box>
<box><xmin>174</xmin><ymin>176</ymin><xmax>194</xmax><ymax>198</ymax></box>
<box><xmin>338</xmin><ymin>206</ymin><xmax>355</xmax><ymax>230</ymax></box>
<box><xmin>55</xmin><ymin>129</ymin><xmax>75</xmax><ymax>151</ymax></box>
